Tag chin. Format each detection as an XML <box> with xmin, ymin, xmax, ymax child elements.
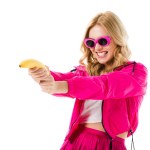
<box><xmin>97</xmin><ymin>56</ymin><xmax>114</xmax><ymax>65</ymax></box>
<box><xmin>98</xmin><ymin>59</ymin><xmax>109</xmax><ymax>65</ymax></box>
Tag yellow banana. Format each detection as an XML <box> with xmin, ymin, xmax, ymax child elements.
<box><xmin>19</xmin><ymin>58</ymin><xmax>46</xmax><ymax>69</ymax></box>
<box><xmin>19</xmin><ymin>58</ymin><xmax>50</xmax><ymax>76</ymax></box>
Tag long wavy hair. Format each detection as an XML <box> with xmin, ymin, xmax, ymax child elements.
<box><xmin>79</xmin><ymin>11</ymin><xmax>131</xmax><ymax>75</ymax></box>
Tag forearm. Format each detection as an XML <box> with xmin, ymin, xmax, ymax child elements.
<box><xmin>53</xmin><ymin>81</ymin><xmax>68</xmax><ymax>94</ymax></box>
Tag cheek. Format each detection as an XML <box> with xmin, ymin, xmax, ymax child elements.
<box><xmin>90</xmin><ymin>48</ymin><xmax>95</xmax><ymax>53</ymax></box>
<box><xmin>109</xmin><ymin>48</ymin><xmax>116</xmax><ymax>58</ymax></box>
<box><xmin>106</xmin><ymin>43</ymin><xmax>116</xmax><ymax>52</ymax></box>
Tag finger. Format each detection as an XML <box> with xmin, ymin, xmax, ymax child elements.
<box><xmin>28</xmin><ymin>67</ymin><xmax>40</xmax><ymax>73</ymax></box>
<box><xmin>29</xmin><ymin>69</ymin><xmax>48</xmax><ymax>78</ymax></box>
<box><xmin>29</xmin><ymin>67</ymin><xmax>46</xmax><ymax>74</ymax></box>
<box><xmin>45</xmin><ymin>65</ymin><xmax>49</xmax><ymax>70</ymax></box>
<box><xmin>35</xmin><ymin>71</ymin><xmax>48</xmax><ymax>79</ymax></box>
<box><xmin>38</xmin><ymin>72</ymin><xmax>53</xmax><ymax>81</ymax></box>
<box><xmin>37</xmin><ymin>69</ymin><xmax>49</xmax><ymax>77</ymax></box>
<box><xmin>29</xmin><ymin>66</ymin><xmax>50</xmax><ymax>77</ymax></box>
<box><xmin>44</xmin><ymin>66</ymin><xmax>50</xmax><ymax>75</ymax></box>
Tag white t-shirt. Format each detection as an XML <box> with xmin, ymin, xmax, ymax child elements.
<box><xmin>80</xmin><ymin>99</ymin><xmax>103</xmax><ymax>123</ymax></box>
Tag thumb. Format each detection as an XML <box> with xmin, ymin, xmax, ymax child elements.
<box><xmin>44</xmin><ymin>65</ymin><xmax>50</xmax><ymax>75</ymax></box>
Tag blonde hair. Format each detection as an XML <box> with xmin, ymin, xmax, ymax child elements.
<box><xmin>79</xmin><ymin>11</ymin><xmax>131</xmax><ymax>75</ymax></box>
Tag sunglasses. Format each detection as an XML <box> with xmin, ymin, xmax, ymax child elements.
<box><xmin>84</xmin><ymin>36</ymin><xmax>111</xmax><ymax>48</ymax></box>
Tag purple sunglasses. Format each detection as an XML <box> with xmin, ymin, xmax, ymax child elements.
<box><xmin>84</xmin><ymin>36</ymin><xmax>111</xmax><ymax>48</ymax></box>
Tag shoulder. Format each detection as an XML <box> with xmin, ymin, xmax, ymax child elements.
<box><xmin>75</xmin><ymin>65</ymin><xmax>86</xmax><ymax>71</ymax></box>
<box><xmin>134</xmin><ymin>61</ymin><xmax>147</xmax><ymax>71</ymax></box>
<box><xmin>70</xmin><ymin>65</ymin><xmax>88</xmax><ymax>76</ymax></box>
<box><xmin>130</xmin><ymin>61</ymin><xmax>148</xmax><ymax>74</ymax></box>
<box><xmin>114</xmin><ymin>61</ymin><xmax>147</xmax><ymax>72</ymax></box>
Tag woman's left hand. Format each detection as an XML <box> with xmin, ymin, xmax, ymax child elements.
<box><xmin>39</xmin><ymin>71</ymin><xmax>56</xmax><ymax>94</ymax></box>
<box><xmin>29</xmin><ymin>66</ymin><xmax>68</xmax><ymax>94</ymax></box>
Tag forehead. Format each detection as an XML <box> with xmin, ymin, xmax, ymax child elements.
<box><xmin>89</xmin><ymin>25</ymin><xmax>108</xmax><ymax>39</ymax></box>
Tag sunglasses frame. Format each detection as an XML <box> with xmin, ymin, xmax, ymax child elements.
<box><xmin>84</xmin><ymin>36</ymin><xmax>111</xmax><ymax>48</ymax></box>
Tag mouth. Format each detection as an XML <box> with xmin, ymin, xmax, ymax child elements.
<box><xmin>96</xmin><ymin>51</ymin><xmax>108</xmax><ymax>58</ymax></box>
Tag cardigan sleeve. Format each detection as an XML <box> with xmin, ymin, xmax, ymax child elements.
<box><xmin>50</xmin><ymin>65</ymin><xmax>87</xmax><ymax>98</ymax></box>
<box><xmin>66</xmin><ymin>63</ymin><xmax>148</xmax><ymax>100</ymax></box>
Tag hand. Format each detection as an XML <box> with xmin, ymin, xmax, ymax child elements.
<box><xmin>28</xmin><ymin>66</ymin><xmax>49</xmax><ymax>83</ymax></box>
<box><xmin>28</xmin><ymin>66</ymin><xmax>68</xmax><ymax>94</ymax></box>
<box><xmin>39</xmin><ymin>73</ymin><xmax>56</xmax><ymax>94</ymax></box>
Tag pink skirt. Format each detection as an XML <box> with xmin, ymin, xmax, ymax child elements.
<box><xmin>60</xmin><ymin>125</ymin><xmax>127</xmax><ymax>150</ymax></box>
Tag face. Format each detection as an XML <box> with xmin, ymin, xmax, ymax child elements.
<box><xmin>88</xmin><ymin>25</ymin><xmax>117</xmax><ymax>65</ymax></box>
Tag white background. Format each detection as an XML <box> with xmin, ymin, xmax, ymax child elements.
<box><xmin>0</xmin><ymin>0</ymin><xmax>150</xmax><ymax>149</ymax></box>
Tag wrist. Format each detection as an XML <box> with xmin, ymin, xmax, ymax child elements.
<box><xmin>54</xmin><ymin>81</ymin><xmax>68</xmax><ymax>94</ymax></box>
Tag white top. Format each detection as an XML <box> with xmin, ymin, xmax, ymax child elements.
<box><xmin>80</xmin><ymin>99</ymin><xmax>103</xmax><ymax>123</ymax></box>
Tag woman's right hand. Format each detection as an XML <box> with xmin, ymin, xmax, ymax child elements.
<box><xmin>28</xmin><ymin>66</ymin><xmax>49</xmax><ymax>83</ymax></box>
<box><xmin>28</xmin><ymin>67</ymin><xmax>68</xmax><ymax>94</ymax></box>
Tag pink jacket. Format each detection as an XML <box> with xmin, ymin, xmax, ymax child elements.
<box><xmin>50</xmin><ymin>61</ymin><xmax>148</xmax><ymax>140</ymax></box>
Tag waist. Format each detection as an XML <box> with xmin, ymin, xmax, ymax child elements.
<box><xmin>82</xmin><ymin>122</ymin><xmax>128</xmax><ymax>139</ymax></box>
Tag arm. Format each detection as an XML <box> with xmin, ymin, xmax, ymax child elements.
<box><xmin>66</xmin><ymin>63</ymin><xmax>148</xmax><ymax>100</ymax></box>
<box><xmin>40</xmin><ymin>79</ymin><xmax>68</xmax><ymax>95</ymax></box>
<box><xmin>28</xmin><ymin>66</ymin><xmax>81</xmax><ymax>82</ymax></box>
<box><xmin>28</xmin><ymin>66</ymin><xmax>78</xmax><ymax>97</ymax></box>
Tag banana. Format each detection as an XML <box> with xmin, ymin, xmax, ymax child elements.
<box><xmin>19</xmin><ymin>58</ymin><xmax>46</xmax><ymax>69</ymax></box>
<box><xmin>19</xmin><ymin>58</ymin><xmax>50</xmax><ymax>77</ymax></box>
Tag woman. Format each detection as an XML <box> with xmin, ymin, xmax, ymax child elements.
<box><xmin>28</xmin><ymin>11</ymin><xmax>148</xmax><ymax>150</ymax></box>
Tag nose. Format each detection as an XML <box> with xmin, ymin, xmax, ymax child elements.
<box><xmin>94</xmin><ymin>43</ymin><xmax>103</xmax><ymax>50</ymax></box>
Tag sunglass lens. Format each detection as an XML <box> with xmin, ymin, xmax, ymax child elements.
<box><xmin>86</xmin><ymin>40</ymin><xmax>95</xmax><ymax>48</ymax></box>
<box><xmin>98</xmin><ymin>38</ymin><xmax>108</xmax><ymax>46</ymax></box>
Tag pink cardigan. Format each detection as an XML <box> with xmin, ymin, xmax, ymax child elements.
<box><xmin>51</xmin><ymin>61</ymin><xmax>148</xmax><ymax>140</ymax></box>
